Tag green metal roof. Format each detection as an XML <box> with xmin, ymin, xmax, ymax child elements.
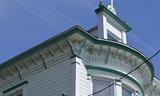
<box><xmin>95</xmin><ymin>4</ymin><xmax>131</xmax><ymax>32</ymax></box>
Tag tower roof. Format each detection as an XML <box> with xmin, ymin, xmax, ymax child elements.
<box><xmin>95</xmin><ymin>3</ymin><xmax>131</xmax><ymax>32</ymax></box>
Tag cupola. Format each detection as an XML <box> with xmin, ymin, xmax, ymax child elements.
<box><xmin>89</xmin><ymin>1</ymin><xmax>131</xmax><ymax>44</ymax></box>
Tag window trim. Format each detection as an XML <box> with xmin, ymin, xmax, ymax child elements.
<box><xmin>107</xmin><ymin>29</ymin><xmax>122</xmax><ymax>42</ymax></box>
<box><xmin>92</xmin><ymin>77</ymin><xmax>114</xmax><ymax>96</ymax></box>
<box><xmin>122</xmin><ymin>84</ymin><xmax>135</xmax><ymax>96</ymax></box>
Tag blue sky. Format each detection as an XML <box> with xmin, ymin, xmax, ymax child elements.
<box><xmin>0</xmin><ymin>0</ymin><xmax>159</xmax><ymax>78</ymax></box>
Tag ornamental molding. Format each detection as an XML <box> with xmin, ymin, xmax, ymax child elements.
<box><xmin>0</xmin><ymin>31</ymin><xmax>155</xmax><ymax>91</ymax></box>
<box><xmin>0</xmin><ymin>39</ymin><xmax>73</xmax><ymax>85</ymax></box>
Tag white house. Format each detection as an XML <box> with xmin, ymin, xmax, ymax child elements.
<box><xmin>0</xmin><ymin>1</ymin><xmax>160</xmax><ymax>96</ymax></box>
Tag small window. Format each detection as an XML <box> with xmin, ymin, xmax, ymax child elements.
<box><xmin>122</xmin><ymin>87</ymin><xmax>132</xmax><ymax>96</ymax></box>
<box><xmin>107</xmin><ymin>30</ymin><xmax>121</xmax><ymax>42</ymax></box>
<box><xmin>108</xmin><ymin>33</ymin><xmax>118</xmax><ymax>42</ymax></box>
<box><xmin>93</xmin><ymin>79</ymin><xmax>112</xmax><ymax>96</ymax></box>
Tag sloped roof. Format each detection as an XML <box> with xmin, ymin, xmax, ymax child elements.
<box><xmin>0</xmin><ymin>25</ymin><xmax>83</xmax><ymax>70</ymax></box>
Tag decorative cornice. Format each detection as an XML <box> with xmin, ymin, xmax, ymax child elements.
<box><xmin>0</xmin><ymin>25</ymin><xmax>154</xmax><ymax>81</ymax></box>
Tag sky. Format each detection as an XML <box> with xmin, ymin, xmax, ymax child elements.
<box><xmin>0</xmin><ymin>0</ymin><xmax>159</xmax><ymax>78</ymax></box>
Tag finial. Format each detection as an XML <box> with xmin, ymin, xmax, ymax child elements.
<box><xmin>107</xmin><ymin>0</ymin><xmax>116</xmax><ymax>15</ymax></box>
<box><xmin>99</xmin><ymin>0</ymin><xmax>104</xmax><ymax>7</ymax></box>
<box><xmin>110</xmin><ymin>0</ymin><xmax>113</xmax><ymax>8</ymax></box>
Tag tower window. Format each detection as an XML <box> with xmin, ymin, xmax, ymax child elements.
<box><xmin>107</xmin><ymin>33</ymin><xmax>118</xmax><ymax>42</ymax></box>
<box><xmin>107</xmin><ymin>30</ymin><xmax>121</xmax><ymax>42</ymax></box>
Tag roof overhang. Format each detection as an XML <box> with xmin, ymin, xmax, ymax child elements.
<box><xmin>0</xmin><ymin>25</ymin><xmax>154</xmax><ymax>81</ymax></box>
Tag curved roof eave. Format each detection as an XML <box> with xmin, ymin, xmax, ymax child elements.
<box><xmin>0</xmin><ymin>25</ymin><xmax>154</xmax><ymax>81</ymax></box>
<box><xmin>78</xmin><ymin>30</ymin><xmax>154</xmax><ymax>81</ymax></box>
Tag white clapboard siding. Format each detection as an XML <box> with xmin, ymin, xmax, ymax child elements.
<box><xmin>20</xmin><ymin>57</ymin><xmax>88</xmax><ymax>96</ymax></box>
<box><xmin>0</xmin><ymin>56</ymin><xmax>89</xmax><ymax>96</ymax></box>
<box><xmin>24</xmin><ymin>59</ymin><xmax>73</xmax><ymax>96</ymax></box>
<box><xmin>74</xmin><ymin>57</ymin><xmax>88</xmax><ymax>96</ymax></box>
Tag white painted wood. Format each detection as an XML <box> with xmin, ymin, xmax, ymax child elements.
<box><xmin>87</xmin><ymin>75</ymin><xmax>93</xmax><ymax>96</ymax></box>
<box><xmin>114</xmin><ymin>81</ymin><xmax>122</xmax><ymax>96</ymax></box>
<box><xmin>0</xmin><ymin>54</ymin><xmax>89</xmax><ymax>96</ymax></box>
<box><xmin>97</xmin><ymin>12</ymin><xmax>108</xmax><ymax>39</ymax></box>
<box><xmin>107</xmin><ymin>22</ymin><xmax>122</xmax><ymax>39</ymax></box>
<box><xmin>96</xmin><ymin>8</ymin><xmax>127</xmax><ymax>43</ymax></box>
<box><xmin>122</xmin><ymin>31</ymin><xmax>127</xmax><ymax>44</ymax></box>
<box><xmin>73</xmin><ymin>57</ymin><xmax>88</xmax><ymax>96</ymax></box>
<box><xmin>0</xmin><ymin>34</ymin><xmax>159</xmax><ymax>96</ymax></box>
<box><xmin>23</xmin><ymin>59</ymin><xmax>73</xmax><ymax>96</ymax></box>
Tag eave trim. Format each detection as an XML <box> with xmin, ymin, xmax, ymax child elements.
<box><xmin>0</xmin><ymin>25</ymin><xmax>154</xmax><ymax>81</ymax></box>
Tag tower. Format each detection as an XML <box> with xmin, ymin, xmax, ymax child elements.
<box><xmin>93</xmin><ymin>1</ymin><xmax>131</xmax><ymax>44</ymax></box>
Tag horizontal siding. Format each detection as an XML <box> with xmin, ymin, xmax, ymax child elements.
<box><xmin>0</xmin><ymin>55</ymin><xmax>89</xmax><ymax>96</ymax></box>
<box><xmin>24</xmin><ymin>59</ymin><xmax>73</xmax><ymax>96</ymax></box>
<box><xmin>75</xmin><ymin>58</ymin><xmax>88</xmax><ymax>96</ymax></box>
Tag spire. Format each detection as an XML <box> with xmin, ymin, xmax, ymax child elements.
<box><xmin>110</xmin><ymin>0</ymin><xmax>113</xmax><ymax>8</ymax></box>
<box><xmin>99</xmin><ymin>0</ymin><xmax>104</xmax><ymax>7</ymax></box>
<box><xmin>108</xmin><ymin>0</ymin><xmax>116</xmax><ymax>15</ymax></box>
